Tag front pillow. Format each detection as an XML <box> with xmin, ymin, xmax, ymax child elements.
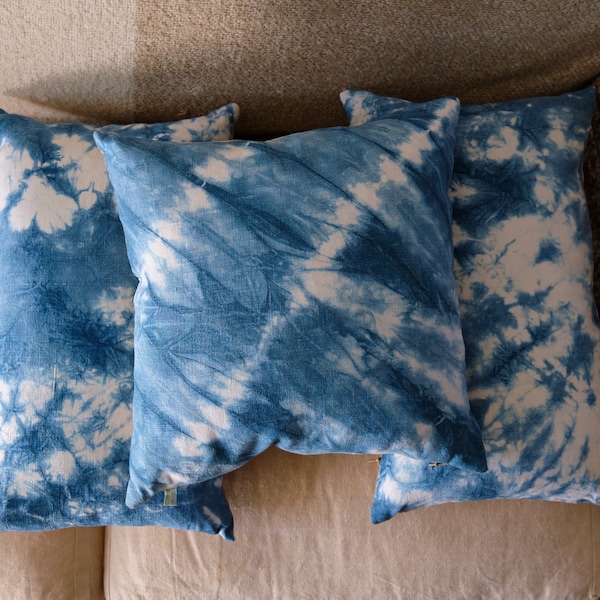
<box><xmin>342</xmin><ymin>89</ymin><xmax>600</xmax><ymax>522</ymax></box>
<box><xmin>95</xmin><ymin>97</ymin><xmax>487</xmax><ymax>509</ymax></box>
<box><xmin>0</xmin><ymin>105</ymin><xmax>238</xmax><ymax>537</ymax></box>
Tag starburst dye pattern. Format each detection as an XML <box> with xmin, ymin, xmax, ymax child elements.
<box><xmin>0</xmin><ymin>105</ymin><xmax>239</xmax><ymax>537</ymax></box>
<box><xmin>95</xmin><ymin>96</ymin><xmax>488</xmax><ymax>510</ymax></box>
<box><xmin>342</xmin><ymin>88</ymin><xmax>600</xmax><ymax>523</ymax></box>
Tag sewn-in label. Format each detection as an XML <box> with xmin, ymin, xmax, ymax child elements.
<box><xmin>164</xmin><ymin>488</ymin><xmax>177</xmax><ymax>507</ymax></box>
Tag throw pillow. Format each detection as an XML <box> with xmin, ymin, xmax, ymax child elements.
<box><xmin>94</xmin><ymin>96</ymin><xmax>487</xmax><ymax>509</ymax></box>
<box><xmin>0</xmin><ymin>104</ymin><xmax>238</xmax><ymax>537</ymax></box>
<box><xmin>342</xmin><ymin>88</ymin><xmax>600</xmax><ymax>522</ymax></box>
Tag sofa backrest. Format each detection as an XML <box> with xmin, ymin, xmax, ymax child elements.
<box><xmin>1</xmin><ymin>1</ymin><xmax>599</xmax><ymax>136</ymax></box>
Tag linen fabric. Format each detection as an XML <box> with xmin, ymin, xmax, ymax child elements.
<box><xmin>0</xmin><ymin>105</ymin><xmax>238</xmax><ymax>536</ymax></box>
<box><xmin>0</xmin><ymin>527</ymin><xmax>105</xmax><ymax>600</ymax></box>
<box><xmin>342</xmin><ymin>88</ymin><xmax>600</xmax><ymax>522</ymax></box>
<box><xmin>95</xmin><ymin>96</ymin><xmax>487</xmax><ymax>509</ymax></box>
<box><xmin>104</xmin><ymin>451</ymin><xmax>600</xmax><ymax>600</ymax></box>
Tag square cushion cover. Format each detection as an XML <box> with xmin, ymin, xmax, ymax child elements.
<box><xmin>0</xmin><ymin>105</ymin><xmax>238</xmax><ymax>537</ymax></box>
<box><xmin>341</xmin><ymin>88</ymin><xmax>600</xmax><ymax>522</ymax></box>
<box><xmin>94</xmin><ymin>96</ymin><xmax>487</xmax><ymax>509</ymax></box>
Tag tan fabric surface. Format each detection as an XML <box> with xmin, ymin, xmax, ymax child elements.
<box><xmin>0</xmin><ymin>527</ymin><xmax>104</xmax><ymax>600</ymax></box>
<box><xmin>105</xmin><ymin>449</ymin><xmax>599</xmax><ymax>600</ymax></box>
<box><xmin>132</xmin><ymin>0</ymin><xmax>600</xmax><ymax>136</ymax></box>
<box><xmin>1</xmin><ymin>1</ymin><xmax>600</xmax><ymax>135</ymax></box>
<box><xmin>0</xmin><ymin>2</ymin><xmax>136</xmax><ymax>124</ymax></box>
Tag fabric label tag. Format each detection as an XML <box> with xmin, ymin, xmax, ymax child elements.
<box><xmin>164</xmin><ymin>488</ymin><xmax>177</xmax><ymax>507</ymax></box>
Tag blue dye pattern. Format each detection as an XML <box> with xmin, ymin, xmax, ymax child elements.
<box><xmin>534</xmin><ymin>238</ymin><xmax>562</xmax><ymax>264</ymax></box>
<box><xmin>342</xmin><ymin>88</ymin><xmax>600</xmax><ymax>522</ymax></box>
<box><xmin>94</xmin><ymin>96</ymin><xmax>488</xmax><ymax>509</ymax></box>
<box><xmin>0</xmin><ymin>105</ymin><xmax>239</xmax><ymax>537</ymax></box>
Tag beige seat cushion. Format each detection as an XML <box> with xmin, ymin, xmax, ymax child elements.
<box><xmin>0</xmin><ymin>527</ymin><xmax>104</xmax><ymax>600</ymax></box>
<box><xmin>105</xmin><ymin>449</ymin><xmax>600</xmax><ymax>600</ymax></box>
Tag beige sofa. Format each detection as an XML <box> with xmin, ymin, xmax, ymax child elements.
<box><xmin>1</xmin><ymin>2</ymin><xmax>599</xmax><ymax>598</ymax></box>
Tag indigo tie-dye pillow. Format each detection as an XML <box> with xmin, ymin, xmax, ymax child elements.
<box><xmin>342</xmin><ymin>88</ymin><xmax>600</xmax><ymax>522</ymax></box>
<box><xmin>95</xmin><ymin>96</ymin><xmax>488</xmax><ymax>509</ymax></box>
<box><xmin>0</xmin><ymin>105</ymin><xmax>239</xmax><ymax>537</ymax></box>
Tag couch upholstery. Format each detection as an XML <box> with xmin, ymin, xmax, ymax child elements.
<box><xmin>104</xmin><ymin>450</ymin><xmax>600</xmax><ymax>600</ymax></box>
<box><xmin>3</xmin><ymin>1</ymin><xmax>600</xmax><ymax>136</ymax></box>
<box><xmin>2</xmin><ymin>527</ymin><xmax>104</xmax><ymax>600</ymax></box>
<box><xmin>1</xmin><ymin>1</ymin><xmax>600</xmax><ymax>598</ymax></box>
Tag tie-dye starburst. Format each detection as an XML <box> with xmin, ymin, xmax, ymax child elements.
<box><xmin>95</xmin><ymin>97</ymin><xmax>487</xmax><ymax>510</ymax></box>
<box><xmin>0</xmin><ymin>105</ymin><xmax>239</xmax><ymax>537</ymax></box>
<box><xmin>342</xmin><ymin>88</ymin><xmax>600</xmax><ymax>523</ymax></box>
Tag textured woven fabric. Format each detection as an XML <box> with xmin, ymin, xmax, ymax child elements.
<box><xmin>103</xmin><ymin>450</ymin><xmax>600</xmax><ymax>600</ymax></box>
<box><xmin>132</xmin><ymin>0</ymin><xmax>600</xmax><ymax>136</ymax></box>
<box><xmin>95</xmin><ymin>97</ymin><xmax>488</xmax><ymax>509</ymax></box>
<box><xmin>0</xmin><ymin>527</ymin><xmax>104</xmax><ymax>600</ymax></box>
<box><xmin>0</xmin><ymin>106</ymin><xmax>237</xmax><ymax>535</ymax></box>
<box><xmin>343</xmin><ymin>89</ymin><xmax>600</xmax><ymax>521</ymax></box>
<box><xmin>1</xmin><ymin>2</ymin><xmax>599</xmax><ymax>135</ymax></box>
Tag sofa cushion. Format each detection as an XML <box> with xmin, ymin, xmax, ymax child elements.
<box><xmin>102</xmin><ymin>451</ymin><xmax>600</xmax><ymax>600</ymax></box>
<box><xmin>0</xmin><ymin>106</ymin><xmax>237</xmax><ymax>537</ymax></box>
<box><xmin>94</xmin><ymin>96</ymin><xmax>487</xmax><ymax>509</ymax></box>
<box><xmin>1</xmin><ymin>527</ymin><xmax>104</xmax><ymax>600</ymax></box>
<box><xmin>342</xmin><ymin>88</ymin><xmax>600</xmax><ymax>521</ymax></box>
